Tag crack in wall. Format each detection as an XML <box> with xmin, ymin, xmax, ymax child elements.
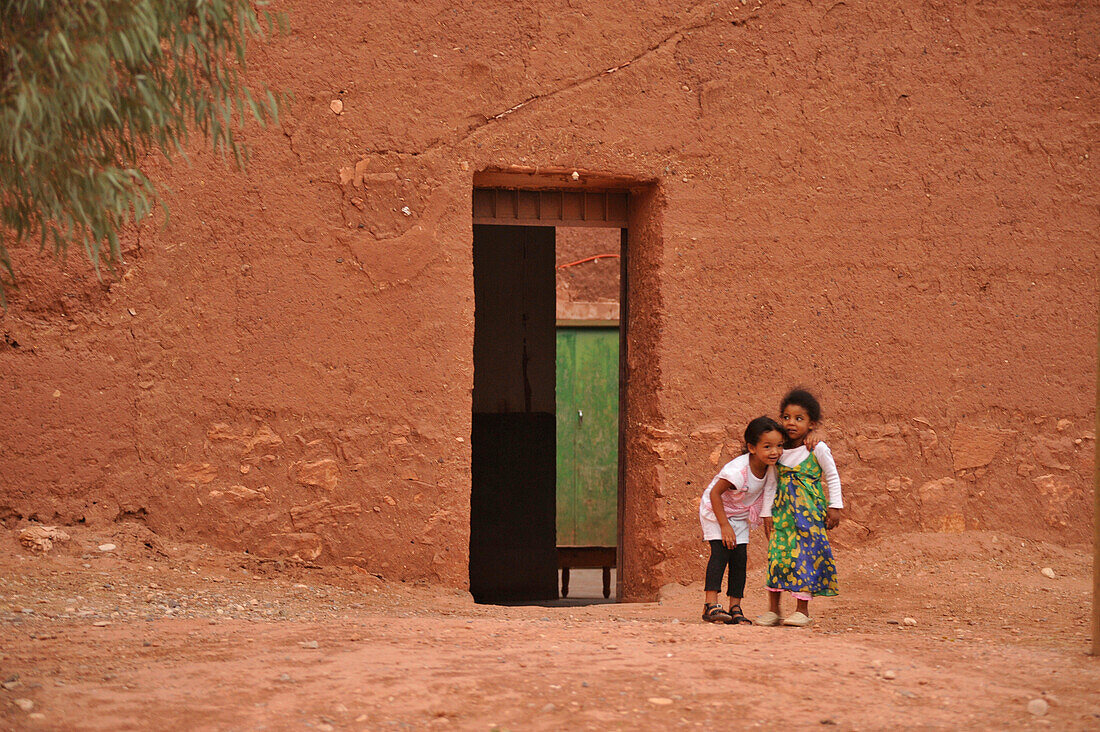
<box><xmin>348</xmin><ymin>0</ymin><xmax>764</xmax><ymax>163</ymax></box>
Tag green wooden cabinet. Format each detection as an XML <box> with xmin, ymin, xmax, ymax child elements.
<box><xmin>556</xmin><ymin>326</ymin><xmax>619</xmax><ymax>547</ymax></box>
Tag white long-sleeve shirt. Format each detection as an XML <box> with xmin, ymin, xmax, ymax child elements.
<box><xmin>760</xmin><ymin>442</ymin><xmax>843</xmax><ymax>518</ymax></box>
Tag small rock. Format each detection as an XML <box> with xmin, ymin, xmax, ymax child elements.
<box><xmin>401</xmin><ymin>206</ymin><xmax>412</xmax><ymax>216</ymax></box>
<box><xmin>330</xmin><ymin>99</ymin><xmax>343</xmax><ymax>115</ymax></box>
<box><xmin>98</xmin><ymin>544</ymin><xmax>117</xmax><ymax>552</ymax></box>
<box><xmin>1028</xmin><ymin>698</ymin><xmax>1049</xmax><ymax>716</ymax></box>
<box><xmin>886</xmin><ymin>619</ymin><xmax>899</xmax><ymax>625</ymax></box>
<box><xmin>14</xmin><ymin>698</ymin><xmax>34</xmax><ymax>712</ymax></box>
<box><xmin>92</xmin><ymin>621</ymin><xmax>111</xmax><ymax>627</ymax></box>
<box><xmin>647</xmin><ymin>697</ymin><xmax>673</xmax><ymax>705</ymax></box>
<box><xmin>903</xmin><ymin>617</ymin><xmax>918</xmax><ymax>626</ymax></box>
<box><xmin>29</xmin><ymin>712</ymin><xmax>45</xmax><ymax>720</ymax></box>
<box><xmin>883</xmin><ymin>670</ymin><xmax>897</xmax><ymax>680</ymax></box>
<box><xmin>278</xmin><ymin>673</ymin><xmax>292</xmax><ymax>683</ymax></box>
<box><xmin>541</xmin><ymin>703</ymin><xmax>556</xmax><ymax>713</ymax></box>
<box><xmin>299</xmin><ymin>640</ymin><xmax>319</xmax><ymax>649</ymax></box>
<box><xmin>570</xmin><ymin>171</ymin><xmax>580</xmax><ymax>181</ymax></box>
<box><xmin>317</xmin><ymin>725</ymin><xmax>334</xmax><ymax>732</ymax></box>
<box><xmin>1040</xmin><ymin>567</ymin><xmax>1056</xmax><ymax>579</ymax></box>
<box><xmin>2</xmin><ymin>680</ymin><xmax>23</xmax><ymax>691</ymax></box>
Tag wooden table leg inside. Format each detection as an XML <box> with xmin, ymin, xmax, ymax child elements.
<box><xmin>558</xmin><ymin>546</ymin><xmax>617</xmax><ymax>599</ymax></box>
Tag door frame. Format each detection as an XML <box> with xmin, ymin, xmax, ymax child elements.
<box><xmin>473</xmin><ymin>181</ymin><xmax>630</xmax><ymax>601</ymax></box>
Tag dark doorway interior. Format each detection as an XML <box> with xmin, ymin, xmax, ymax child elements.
<box><xmin>470</xmin><ymin>224</ymin><xmax>559</xmax><ymax>602</ymax></box>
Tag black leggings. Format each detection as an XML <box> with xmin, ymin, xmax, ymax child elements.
<box><xmin>704</xmin><ymin>540</ymin><xmax>747</xmax><ymax>599</ymax></box>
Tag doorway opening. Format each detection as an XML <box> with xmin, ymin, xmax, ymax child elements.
<box><xmin>469</xmin><ymin>180</ymin><xmax>631</xmax><ymax>604</ymax></box>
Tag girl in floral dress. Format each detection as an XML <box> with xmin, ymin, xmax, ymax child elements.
<box><xmin>757</xmin><ymin>389</ymin><xmax>843</xmax><ymax>627</ymax></box>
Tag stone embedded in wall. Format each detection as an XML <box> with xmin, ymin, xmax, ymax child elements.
<box><xmin>247</xmin><ymin>425</ymin><xmax>284</xmax><ymax>453</ymax></box>
<box><xmin>917</xmin><ymin>477</ymin><xmax>965</xmax><ymax>532</ymax></box>
<box><xmin>912</xmin><ymin>418</ymin><xmax>940</xmax><ymax>457</ymax></box>
<box><xmin>255</xmin><ymin>532</ymin><xmax>323</xmax><ymax>562</ymax></box>
<box><xmin>917</xmin><ymin>429</ymin><xmax>938</xmax><ymax>456</ymax></box>
<box><xmin>688</xmin><ymin>425</ymin><xmax>726</xmax><ymax>440</ymax></box>
<box><xmin>207</xmin><ymin>485</ymin><xmax>270</xmax><ymax>503</ymax></box>
<box><xmin>1032</xmin><ymin>434</ymin><xmax>1075</xmax><ymax>471</ymax></box>
<box><xmin>207</xmin><ymin>423</ymin><xmax>241</xmax><ymax>441</ymax></box>
<box><xmin>950</xmin><ymin>424</ymin><xmax>1014</xmax><ymax>472</ymax></box>
<box><xmin>642</xmin><ymin>425</ymin><xmax>684</xmax><ymax>463</ymax></box>
<box><xmin>205</xmin><ymin>423</ymin><xmax>283</xmax><ymax>453</ymax></box>
<box><xmin>294</xmin><ymin>458</ymin><xmax>339</xmax><ymax>491</ymax></box>
<box><xmin>1032</xmin><ymin>474</ymin><xmax>1080</xmax><ymax>528</ymax></box>
<box><xmin>854</xmin><ymin>433</ymin><xmax>906</xmax><ymax>463</ymax></box>
<box><xmin>173</xmin><ymin>462</ymin><xmax>217</xmax><ymax>486</ymax></box>
<box><xmin>290</xmin><ymin>499</ymin><xmax>362</xmax><ymax>531</ymax></box>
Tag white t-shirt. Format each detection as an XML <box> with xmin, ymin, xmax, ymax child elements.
<box><xmin>760</xmin><ymin>442</ymin><xmax>843</xmax><ymax>518</ymax></box>
<box><xmin>699</xmin><ymin>452</ymin><xmax>776</xmax><ymax>524</ymax></box>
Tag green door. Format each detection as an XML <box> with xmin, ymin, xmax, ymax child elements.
<box><xmin>556</xmin><ymin>326</ymin><xmax>619</xmax><ymax>547</ymax></box>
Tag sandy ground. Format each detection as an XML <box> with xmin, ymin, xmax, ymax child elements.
<box><xmin>1</xmin><ymin>524</ymin><xmax>1097</xmax><ymax>731</ymax></box>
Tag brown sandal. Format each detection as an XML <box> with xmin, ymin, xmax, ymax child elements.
<box><xmin>727</xmin><ymin>604</ymin><xmax>753</xmax><ymax>625</ymax></box>
<box><xmin>702</xmin><ymin>603</ymin><xmax>733</xmax><ymax>624</ymax></box>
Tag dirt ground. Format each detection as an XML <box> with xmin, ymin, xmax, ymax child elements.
<box><xmin>1</xmin><ymin>523</ymin><xmax>1096</xmax><ymax>731</ymax></box>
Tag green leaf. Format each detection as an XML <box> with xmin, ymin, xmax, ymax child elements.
<box><xmin>0</xmin><ymin>0</ymin><xmax>288</xmax><ymax>303</ymax></box>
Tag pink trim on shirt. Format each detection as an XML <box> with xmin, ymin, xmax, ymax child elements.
<box><xmin>725</xmin><ymin>462</ymin><xmax>766</xmax><ymax>527</ymax></box>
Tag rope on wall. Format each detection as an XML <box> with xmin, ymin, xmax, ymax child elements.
<box><xmin>556</xmin><ymin>253</ymin><xmax>620</xmax><ymax>270</ymax></box>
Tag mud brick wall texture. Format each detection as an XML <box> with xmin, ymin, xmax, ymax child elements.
<box><xmin>1</xmin><ymin>1</ymin><xmax>1096</xmax><ymax>599</ymax></box>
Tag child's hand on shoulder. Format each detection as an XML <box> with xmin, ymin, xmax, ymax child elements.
<box><xmin>826</xmin><ymin>507</ymin><xmax>841</xmax><ymax>530</ymax></box>
<box><xmin>805</xmin><ymin>429</ymin><xmax>821</xmax><ymax>450</ymax></box>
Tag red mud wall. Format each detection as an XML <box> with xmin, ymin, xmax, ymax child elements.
<box><xmin>1</xmin><ymin>1</ymin><xmax>1096</xmax><ymax>597</ymax></box>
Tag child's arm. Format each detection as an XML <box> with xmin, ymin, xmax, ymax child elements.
<box><xmin>708</xmin><ymin>479</ymin><xmax>739</xmax><ymax>549</ymax></box>
<box><xmin>814</xmin><ymin>443</ymin><xmax>843</xmax><ymax>529</ymax></box>
<box><xmin>760</xmin><ymin>468</ymin><xmax>776</xmax><ymax>539</ymax></box>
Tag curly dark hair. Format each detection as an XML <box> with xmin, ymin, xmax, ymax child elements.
<box><xmin>780</xmin><ymin>388</ymin><xmax>822</xmax><ymax>422</ymax></box>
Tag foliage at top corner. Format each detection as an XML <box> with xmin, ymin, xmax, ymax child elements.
<box><xmin>0</xmin><ymin>0</ymin><xmax>288</xmax><ymax>293</ymax></box>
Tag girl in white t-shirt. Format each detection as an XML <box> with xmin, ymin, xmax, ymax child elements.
<box><xmin>698</xmin><ymin>416</ymin><xmax>785</xmax><ymax>624</ymax></box>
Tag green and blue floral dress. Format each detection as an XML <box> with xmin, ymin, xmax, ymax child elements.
<box><xmin>766</xmin><ymin>446</ymin><xmax>839</xmax><ymax>597</ymax></box>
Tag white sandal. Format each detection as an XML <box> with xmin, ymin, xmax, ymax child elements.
<box><xmin>755</xmin><ymin>611</ymin><xmax>781</xmax><ymax>626</ymax></box>
<box><xmin>781</xmin><ymin>611</ymin><xmax>813</xmax><ymax>627</ymax></box>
